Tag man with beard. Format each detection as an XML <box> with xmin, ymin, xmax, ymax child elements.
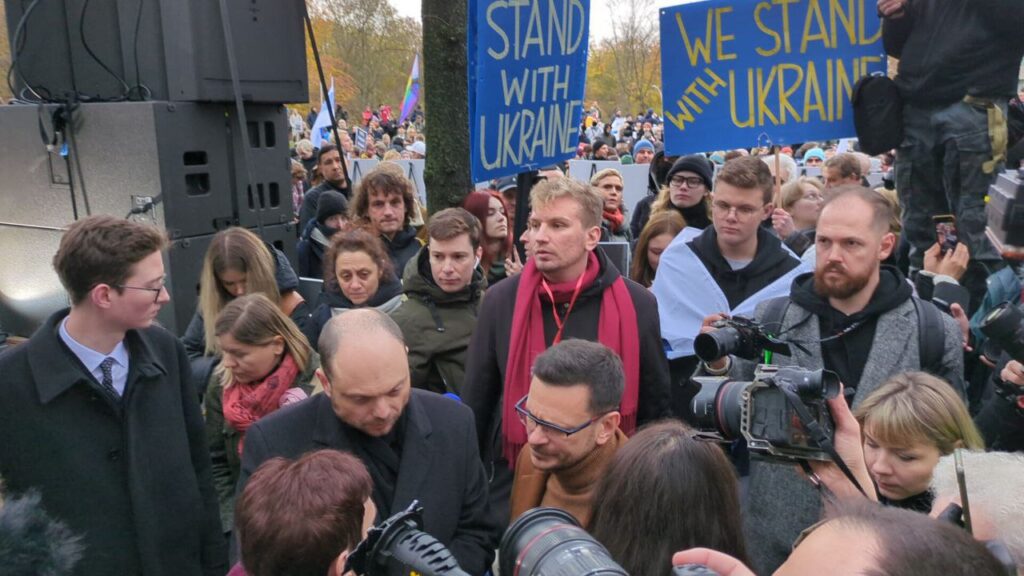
<box><xmin>349</xmin><ymin>163</ymin><xmax>424</xmax><ymax>273</ymax></box>
<box><xmin>299</xmin><ymin>144</ymin><xmax>351</xmax><ymax>231</ymax></box>
<box><xmin>697</xmin><ymin>186</ymin><xmax>964</xmax><ymax>574</ymax></box>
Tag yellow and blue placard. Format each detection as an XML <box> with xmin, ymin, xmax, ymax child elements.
<box><xmin>659</xmin><ymin>0</ymin><xmax>886</xmax><ymax>154</ymax></box>
<box><xmin>468</xmin><ymin>0</ymin><xmax>591</xmax><ymax>182</ymax></box>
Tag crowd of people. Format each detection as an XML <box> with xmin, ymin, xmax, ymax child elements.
<box><xmin>2</xmin><ymin>2</ymin><xmax>1024</xmax><ymax>576</ymax></box>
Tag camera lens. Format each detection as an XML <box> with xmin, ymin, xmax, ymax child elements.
<box><xmin>775</xmin><ymin>368</ymin><xmax>841</xmax><ymax>400</ymax></box>
<box><xmin>500</xmin><ymin>508</ymin><xmax>627</xmax><ymax>576</ymax></box>
<box><xmin>691</xmin><ymin>380</ymin><xmax>746</xmax><ymax>440</ymax></box>
<box><xmin>980</xmin><ymin>303</ymin><xmax>1024</xmax><ymax>362</ymax></box>
<box><xmin>694</xmin><ymin>327</ymin><xmax>742</xmax><ymax>363</ymax></box>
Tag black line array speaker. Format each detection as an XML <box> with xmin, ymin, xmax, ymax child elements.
<box><xmin>0</xmin><ymin>101</ymin><xmax>298</xmax><ymax>336</ymax></box>
<box><xmin>4</xmin><ymin>0</ymin><xmax>308</xmax><ymax>103</ymax></box>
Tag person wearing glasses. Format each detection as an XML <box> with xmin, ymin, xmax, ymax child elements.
<box><xmin>651</xmin><ymin>156</ymin><xmax>810</xmax><ymax>421</ymax></box>
<box><xmin>509</xmin><ymin>340</ymin><xmax>626</xmax><ymax>529</ymax></box>
<box><xmin>649</xmin><ymin>154</ymin><xmax>714</xmax><ymax>230</ymax></box>
<box><xmin>0</xmin><ymin>215</ymin><xmax>227</xmax><ymax>575</ymax></box>
<box><xmin>463</xmin><ymin>177</ymin><xmax>671</xmax><ymax>533</ymax></box>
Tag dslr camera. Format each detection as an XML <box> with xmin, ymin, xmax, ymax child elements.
<box><xmin>692</xmin><ymin>317</ymin><xmax>842</xmax><ymax>462</ymax></box>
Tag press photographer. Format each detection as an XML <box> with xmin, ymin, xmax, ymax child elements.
<box><xmin>694</xmin><ymin>186</ymin><xmax>965</xmax><ymax>573</ymax></box>
<box><xmin>974</xmin><ymin>301</ymin><xmax>1024</xmax><ymax>452</ymax></box>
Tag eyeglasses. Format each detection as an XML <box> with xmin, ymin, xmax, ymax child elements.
<box><xmin>514</xmin><ymin>395</ymin><xmax>604</xmax><ymax>437</ymax></box>
<box><xmin>669</xmin><ymin>176</ymin><xmax>705</xmax><ymax>189</ymax></box>
<box><xmin>805</xmin><ymin>158</ymin><xmax>823</xmax><ymax>165</ymax></box>
<box><xmin>115</xmin><ymin>283</ymin><xmax>166</xmax><ymax>303</ymax></box>
<box><xmin>711</xmin><ymin>200</ymin><xmax>764</xmax><ymax>219</ymax></box>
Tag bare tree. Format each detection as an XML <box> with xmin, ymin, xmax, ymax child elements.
<box><xmin>603</xmin><ymin>0</ymin><xmax>660</xmax><ymax>114</ymax></box>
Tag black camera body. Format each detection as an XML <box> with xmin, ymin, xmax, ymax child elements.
<box><xmin>691</xmin><ymin>365</ymin><xmax>842</xmax><ymax>462</ymax></box>
<box><xmin>345</xmin><ymin>501</ymin><xmax>468</xmax><ymax>576</ymax></box>
<box><xmin>694</xmin><ymin>316</ymin><xmax>791</xmax><ymax>362</ymax></box>
<box><xmin>980</xmin><ymin>302</ymin><xmax>1024</xmax><ymax>363</ymax></box>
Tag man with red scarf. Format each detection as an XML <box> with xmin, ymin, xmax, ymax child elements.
<box><xmin>463</xmin><ymin>177</ymin><xmax>671</xmax><ymax>531</ymax></box>
<box><xmin>591</xmin><ymin>168</ymin><xmax>631</xmax><ymax>244</ymax></box>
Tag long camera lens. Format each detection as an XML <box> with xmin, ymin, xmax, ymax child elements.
<box><xmin>500</xmin><ymin>508</ymin><xmax>627</xmax><ymax>576</ymax></box>
<box><xmin>980</xmin><ymin>302</ymin><xmax>1024</xmax><ymax>362</ymax></box>
<box><xmin>690</xmin><ymin>380</ymin><xmax>746</xmax><ymax>440</ymax></box>
<box><xmin>694</xmin><ymin>327</ymin><xmax>743</xmax><ymax>363</ymax></box>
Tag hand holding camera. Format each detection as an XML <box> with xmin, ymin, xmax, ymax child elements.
<box><xmin>806</xmin><ymin>384</ymin><xmax>878</xmax><ymax>502</ymax></box>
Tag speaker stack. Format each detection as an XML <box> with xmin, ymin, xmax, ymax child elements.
<box><xmin>0</xmin><ymin>0</ymin><xmax>309</xmax><ymax>336</ymax></box>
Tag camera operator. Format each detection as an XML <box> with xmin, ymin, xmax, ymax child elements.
<box><xmin>232</xmin><ymin>450</ymin><xmax>376</xmax><ymax>576</ymax></box>
<box><xmin>653</xmin><ymin>156</ymin><xmax>810</xmax><ymax>421</ymax></box>
<box><xmin>975</xmin><ymin>359</ymin><xmax>1024</xmax><ymax>452</ymax></box>
<box><xmin>699</xmin><ymin>186</ymin><xmax>965</xmax><ymax>573</ymax></box>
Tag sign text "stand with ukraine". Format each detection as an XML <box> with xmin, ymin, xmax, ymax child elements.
<box><xmin>469</xmin><ymin>0</ymin><xmax>590</xmax><ymax>182</ymax></box>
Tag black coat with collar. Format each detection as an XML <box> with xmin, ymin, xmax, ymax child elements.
<box><xmin>237</xmin><ymin>391</ymin><xmax>498</xmax><ymax>576</ymax></box>
<box><xmin>0</xmin><ymin>309</ymin><xmax>227</xmax><ymax>576</ymax></box>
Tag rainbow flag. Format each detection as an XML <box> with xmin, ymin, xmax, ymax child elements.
<box><xmin>399</xmin><ymin>54</ymin><xmax>420</xmax><ymax>124</ymax></box>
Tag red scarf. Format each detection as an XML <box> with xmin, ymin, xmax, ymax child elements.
<box><xmin>503</xmin><ymin>252</ymin><xmax>640</xmax><ymax>466</ymax></box>
<box><xmin>223</xmin><ymin>354</ymin><xmax>302</xmax><ymax>455</ymax></box>
<box><xmin>603</xmin><ymin>208</ymin><xmax>624</xmax><ymax>233</ymax></box>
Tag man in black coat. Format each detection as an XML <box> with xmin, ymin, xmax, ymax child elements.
<box><xmin>462</xmin><ymin>177</ymin><xmax>672</xmax><ymax>531</ymax></box>
<box><xmin>299</xmin><ymin>144</ymin><xmax>352</xmax><ymax>231</ymax></box>
<box><xmin>237</xmin><ymin>309</ymin><xmax>498</xmax><ymax>576</ymax></box>
<box><xmin>0</xmin><ymin>215</ymin><xmax>227</xmax><ymax>576</ymax></box>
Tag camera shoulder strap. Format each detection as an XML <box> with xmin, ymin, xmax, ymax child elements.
<box><xmin>760</xmin><ymin>296</ymin><xmax>790</xmax><ymax>336</ymax></box>
<box><xmin>913</xmin><ymin>297</ymin><xmax>945</xmax><ymax>375</ymax></box>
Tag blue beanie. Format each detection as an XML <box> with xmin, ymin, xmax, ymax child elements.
<box><xmin>804</xmin><ymin>147</ymin><xmax>826</xmax><ymax>162</ymax></box>
<box><xmin>633</xmin><ymin>139</ymin><xmax>654</xmax><ymax>155</ymax></box>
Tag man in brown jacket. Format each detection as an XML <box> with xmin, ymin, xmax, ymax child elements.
<box><xmin>509</xmin><ymin>339</ymin><xmax>627</xmax><ymax>528</ymax></box>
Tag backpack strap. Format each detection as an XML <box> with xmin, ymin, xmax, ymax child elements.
<box><xmin>913</xmin><ymin>297</ymin><xmax>945</xmax><ymax>374</ymax></box>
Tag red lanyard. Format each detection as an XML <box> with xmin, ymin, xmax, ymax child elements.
<box><xmin>541</xmin><ymin>273</ymin><xmax>585</xmax><ymax>345</ymax></box>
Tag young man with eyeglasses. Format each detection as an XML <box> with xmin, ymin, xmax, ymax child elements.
<box><xmin>509</xmin><ymin>339</ymin><xmax>626</xmax><ymax>529</ymax></box>
<box><xmin>0</xmin><ymin>215</ymin><xmax>228</xmax><ymax>575</ymax></box>
<box><xmin>652</xmin><ymin>156</ymin><xmax>810</xmax><ymax>421</ymax></box>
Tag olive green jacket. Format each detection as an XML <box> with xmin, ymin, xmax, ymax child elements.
<box><xmin>204</xmin><ymin>352</ymin><xmax>321</xmax><ymax>531</ymax></box>
<box><xmin>390</xmin><ymin>248</ymin><xmax>485</xmax><ymax>395</ymax></box>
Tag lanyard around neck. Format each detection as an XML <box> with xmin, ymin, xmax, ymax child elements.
<box><xmin>541</xmin><ymin>273</ymin><xmax>586</xmax><ymax>345</ymax></box>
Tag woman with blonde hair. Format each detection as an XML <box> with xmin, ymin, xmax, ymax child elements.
<box><xmin>182</xmin><ymin>227</ymin><xmax>310</xmax><ymax>395</ymax></box>
<box><xmin>631</xmin><ymin>210</ymin><xmax>685</xmax><ymax>288</ymax></box>
<box><xmin>854</xmin><ymin>371</ymin><xmax>984</xmax><ymax>512</ymax></box>
<box><xmin>204</xmin><ymin>293</ymin><xmax>321</xmax><ymax>533</ymax></box>
<box><xmin>771</xmin><ymin>176</ymin><xmax>825</xmax><ymax>256</ymax></box>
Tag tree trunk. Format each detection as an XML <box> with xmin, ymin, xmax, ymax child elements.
<box><xmin>422</xmin><ymin>0</ymin><xmax>471</xmax><ymax>213</ymax></box>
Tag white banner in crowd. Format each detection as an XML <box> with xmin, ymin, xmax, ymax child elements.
<box><xmin>349</xmin><ymin>158</ymin><xmax>427</xmax><ymax>206</ymax></box>
<box><xmin>567</xmin><ymin>160</ymin><xmax>650</xmax><ymax>215</ymax></box>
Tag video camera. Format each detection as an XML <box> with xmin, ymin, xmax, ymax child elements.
<box><xmin>986</xmin><ymin>167</ymin><xmax>1024</xmax><ymax>258</ymax></box>
<box><xmin>344</xmin><ymin>501</ymin><xmax>468</xmax><ymax>576</ymax></box>
<box><xmin>500</xmin><ymin>507</ymin><xmax>721</xmax><ymax>575</ymax></box>
<box><xmin>691</xmin><ymin>317</ymin><xmax>843</xmax><ymax>463</ymax></box>
<box><xmin>980</xmin><ymin>302</ymin><xmax>1024</xmax><ymax>363</ymax></box>
<box><xmin>349</xmin><ymin>503</ymin><xmax>724</xmax><ymax>576</ymax></box>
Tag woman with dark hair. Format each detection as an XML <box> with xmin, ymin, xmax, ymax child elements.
<box><xmin>590</xmin><ymin>421</ymin><xmax>748</xmax><ymax>576</ymax></box>
<box><xmin>462</xmin><ymin>190</ymin><xmax>522</xmax><ymax>284</ymax></box>
<box><xmin>631</xmin><ymin>211</ymin><xmax>686</xmax><ymax>288</ymax></box>
<box><xmin>303</xmin><ymin>227</ymin><xmax>404</xmax><ymax>345</ymax></box>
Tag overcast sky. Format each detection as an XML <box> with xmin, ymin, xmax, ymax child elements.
<box><xmin>386</xmin><ymin>0</ymin><xmax>688</xmax><ymax>42</ymax></box>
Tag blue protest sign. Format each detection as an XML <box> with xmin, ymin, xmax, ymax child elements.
<box><xmin>468</xmin><ymin>0</ymin><xmax>590</xmax><ymax>182</ymax></box>
<box><xmin>659</xmin><ymin>0</ymin><xmax>886</xmax><ymax>154</ymax></box>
